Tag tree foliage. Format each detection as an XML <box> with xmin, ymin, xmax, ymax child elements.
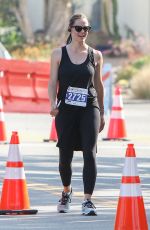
<box><xmin>0</xmin><ymin>0</ymin><xmax>72</xmax><ymax>45</ymax></box>
<box><xmin>0</xmin><ymin>0</ymin><xmax>34</xmax><ymax>44</ymax></box>
<box><xmin>0</xmin><ymin>0</ymin><xmax>18</xmax><ymax>27</ymax></box>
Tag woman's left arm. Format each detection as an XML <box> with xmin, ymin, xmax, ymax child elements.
<box><xmin>94</xmin><ymin>50</ymin><xmax>105</xmax><ymax>132</ymax></box>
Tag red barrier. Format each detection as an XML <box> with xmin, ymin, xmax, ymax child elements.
<box><xmin>0</xmin><ymin>75</ymin><xmax>10</xmax><ymax>99</ymax></box>
<box><xmin>5</xmin><ymin>59</ymin><xmax>36</xmax><ymax>99</ymax></box>
<box><xmin>0</xmin><ymin>58</ymin><xmax>50</xmax><ymax>113</ymax></box>
<box><xmin>0</xmin><ymin>58</ymin><xmax>10</xmax><ymax>98</ymax></box>
<box><xmin>32</xmin><ymin>62</ymin><xmax>50</xmax><ymax>100</ymax></box>
<box><xmin>0</xmin><ymin>58</ymin><xmax>9</xmax><ymax>71</ymax></box>
<box><xmin>0</xmin><ymin>58</ymin><xmax>111</xmax><ymax>113</ymax></box>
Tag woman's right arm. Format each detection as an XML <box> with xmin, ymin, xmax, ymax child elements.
<box><xmin>48</xmin><ymin>48</ymin><xmax>61</xmax><ymax>116</ymax></box>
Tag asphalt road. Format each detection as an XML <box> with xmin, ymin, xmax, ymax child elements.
<box><xmin>0</xmin><ymin>101</ymin><xmax>150</xmax><ymax>230</ymax></box>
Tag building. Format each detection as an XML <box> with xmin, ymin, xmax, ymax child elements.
<box><xmin>117</xmin><ymin>0</ymin><xmax>150</xmax><ymax>40</ymax></box>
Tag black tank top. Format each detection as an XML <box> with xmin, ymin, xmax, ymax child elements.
<box><xmin>57</xmin><ymin>46</ymin><xmax>99</xmax><ymax>108</ymax></box>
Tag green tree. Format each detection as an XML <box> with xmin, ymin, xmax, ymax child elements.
<box><xmin>0</xmin><ymin>0</ymin><xmax>34</xmax><ymax>44</ymax></box>
<box><xmin>0</xmin><ymin>0</ymin><xmax>17</xmax><ymax>27</ymax></box>
<box><xmin>0</xmin><ymin>0</ymin><xmax>72</xmax><ymax>44</ymax></box>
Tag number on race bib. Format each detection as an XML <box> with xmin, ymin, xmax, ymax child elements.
<box><xmin>65</xmin><ymin>87</ymin><xmax>88</xmax><ymax>107</ymax></box>
<box><xmin>76</xmin><ymin>94</ymin><xmax>81</xmax><ymax>101</ymax></box>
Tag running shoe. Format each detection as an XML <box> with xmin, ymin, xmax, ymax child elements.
<box><xmin>57</xmin><ymin>189</ymin><xmax>72</xmax><ymax>213</ymax></box>
<box><xmin>82</xmin><ymin>199</ymin><xmax>97</xmax><ymax>216</ymax></box>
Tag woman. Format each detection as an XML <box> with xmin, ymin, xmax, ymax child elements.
<box><xmin>48</xmin><ymin>13</ymin><xmax>105</xmax><ymax>216</ymax></box>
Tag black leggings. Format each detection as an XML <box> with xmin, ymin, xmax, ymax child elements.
<box><xmin>58</xmin><ymin>107</ymin><xmax>100</xmax><ymax>195</ymax></box>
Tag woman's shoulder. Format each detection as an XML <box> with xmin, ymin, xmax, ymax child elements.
<box><xmin>51</xmin><ymin>46</ymin><xmax>65</xmax><ymax>63</ymax></box>
<box><xmin>51</xmin><ymin>47</ymin><xmax>62</xmax><ymax>58</ymax></box>
<box><xmin>92</xmin><ymin>48</ymin><xmax>103</xmax><ymax>62</ymax></box>
<box><xmin>88</xmin><ymin>46</ymin><xmax>103</xmax><ymax>66</ymax></box>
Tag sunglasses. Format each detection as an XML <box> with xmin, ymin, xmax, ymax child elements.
<box><xmin>71</xmin><ymin>25</ymin><xmax>91</xmax><ymax>33</ymax></box>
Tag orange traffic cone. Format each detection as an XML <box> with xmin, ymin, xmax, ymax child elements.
<box><xmin>43</xmin><ymin>118</ymin><xmax>57</xmax><ymax>142</ymax></box>
<box><xmin>49</xmin><ymin>118</ymin><xmax>57</xmax><ymax>141</ymax></box>
<box><xmin>104</xmin><ymin>86</ymin><xmax>127</xmax><ymax>140</ymax></box>
<box><xmin>114</xmin><ymin>143</ymin><xmax>148</xmax><ymax>230</ymax></box>
<box><xmin>0</xmin><ymin>131</ymin><xmax>38</xmax><ymax>215</ymax></box>
<box><xmin>0</xmin><ymin>94</ymin><xmax>7</xmax><ymax>143</ymax></box>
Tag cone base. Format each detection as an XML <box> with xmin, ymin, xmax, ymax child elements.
<box><xmin>49</xmin><ymin>134</ymin><xmax>57</xmax><ymax>142</ymax></box>
<box><xmin>0</xmin><ymin>209</ymin><xmax>38</xmax><ymax>215</ymax></box>
<box><xmin>115</xmin><ymin>197</ymin><xmax>148</xmax><ymax>230</ymax></box>
<box><xmin>43</xmin><ymin>139</ymin><xmax>57</xmax><ymax>142</ymax></box>
<box><xmin>102</xmin><ymin>137</ymin><xmax>129</xmax><ymax>141</ymax></box>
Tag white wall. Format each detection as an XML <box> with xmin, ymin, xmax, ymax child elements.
<box><xmin>117</xmin><ymin>0</ymin><xmax>150</xmax><ymax>39</ymax></box>
<box><xmin>27</xmin><ymin>0</ymin><xmax>44</xmax><ymax>32</ymax></box>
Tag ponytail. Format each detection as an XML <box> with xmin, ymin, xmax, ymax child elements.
<box><xmin>66</xmin><ymin>33</ymin><xmax>72</xmax><ymax>44</ymax></box>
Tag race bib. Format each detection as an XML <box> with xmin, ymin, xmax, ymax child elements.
<box><xmin>65</xmin><ymin>86</ymin><xmax>88</xmax><ymax>107</ymax></box>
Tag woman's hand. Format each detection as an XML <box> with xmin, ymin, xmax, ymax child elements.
<box><xmin>50</xmin><ymin>105</ymin><xmax>59</xmax><ymax>117</ymax></box>
<box><xmin>99</xmin><ymin>115</ymin><xmax>105</xmax><ymax>132</ymax></box>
